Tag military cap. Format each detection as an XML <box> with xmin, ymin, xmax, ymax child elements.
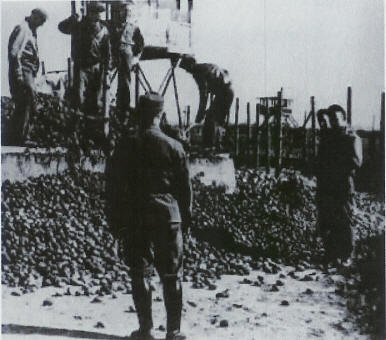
<box><xmin>139</xmin><ymin>92</ymin><xmax>164</xmax><ymax>116</ymax></box>
<box><xmin>87</xmin><ymin>2</ymin><xmax>106</xmax><ymax>13</ymax></box>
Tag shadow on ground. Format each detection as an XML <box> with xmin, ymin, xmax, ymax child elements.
<box><xmin>2</xmin><ymin>324</ymin><xmax>164</xmax><ymax>340</ymax></box>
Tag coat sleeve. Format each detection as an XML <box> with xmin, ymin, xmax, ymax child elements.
<box><xmin>9</xmin><ymin>25</ymin><xmax>27</xmax><ymax>80</ymax></box>
<box><xmin>58</xmin><ymin>15</ymin><xmax>78</xmax><ymax>35</ymax></box>
<box><xmin>105</xmin><ymin>139</ymin><xmax>131</xmax><ymax>237</ymax></box>
<box><xmin>174</xmin><ymin>145</ymin><xmax>192</xmax><ymax>228</ymax></box>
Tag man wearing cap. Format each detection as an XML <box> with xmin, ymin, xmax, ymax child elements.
<box><xmin>180</xmin><ymin>55</ymin><xmax>234</xmax><ymax>147</ymax></box>
<box><xmin>105</xmin><ymin>92</ymin><xmax>192</xmax><ymax>340</ymax></box>
<box><xmin>58</xmin><ymin>1</ymin><xmax>111</xmax><ymax>143</ymax></box>
<box><xmin>316</xmin><ymin>104</ymin><xmax>362</xmax><ymax>266</ymax></box>
<box><xmin>8</xmin><ymin>8</ymin><xmax>47</xmax><ymax>145</ymax></box>
<box><xmin>111</xmin><ymin>0</ymin><xmax>144</xmax><ymax>122</ymax></box>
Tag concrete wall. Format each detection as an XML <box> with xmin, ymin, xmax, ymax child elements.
<box><xmin>1</xmin><ymin>147</ymin><xmax>236</xmax><ymax>193</ymax></box>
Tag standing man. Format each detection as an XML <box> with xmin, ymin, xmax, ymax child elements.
<box><xmin>179</xmin><ymin>55</ymin><xmax>234</xmax><ymax>147</ymax></box>
<box><xmin>8</xmin><ymin>8</ymin><xmax>47</xmax><ymax>145</ymax></box>
<box><xmin>316</xmin><ymin>105</ymin><xmax>363</xmax><ymax>266</ymax></box>
<box><xmin>111</xmin><ymin>0</ymin><xmax>144</xmax><ymax>122</ymax></box>
<box><xmin>58</xmin><ymin>1</ymin><xmax>111</xmax><ymax>146</ymax></box>
<box><xmin>105</xmin><ymin>93</ymin><xmax>192</xmax><ymax>340</ymax></box>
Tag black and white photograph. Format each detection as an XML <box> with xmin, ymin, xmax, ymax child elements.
<box><xmin>1</xmin><ymin>0</ymin><xmax>385</xmax><ymax>339</ymax></box>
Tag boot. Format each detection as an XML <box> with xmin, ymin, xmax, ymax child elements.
<box><xmin>131</xmin><ymin>275</ymin><xmax>153</xmax><ymax>335</ymax></box>
<box><xmin>163</xmin><ymin>275</ymin><xmax>183</xmax><ymax>338</ymax></box>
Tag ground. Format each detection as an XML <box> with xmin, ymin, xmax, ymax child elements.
<box><xmin>2</xmin><ymin>265</ymin><xmax>367</xmax><ymax>340</ymax></box>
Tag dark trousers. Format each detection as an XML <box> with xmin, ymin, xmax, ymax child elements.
<box><xmin>203</xmin><ymin>85</ymin><xmax>234</xmax><ymax>147</ymax></box>
<box><xmin>123</xmin><ymin>219</ymin><xmax>183</xmax><ymax>334</ymax></box>
<box><xmin>8</xmin><ymin>69</ymin><xmax>36</xmax><ymax>145</ymax></box>
<box><xmin>116</xmin><ymin>57</ymin><xmax>132</xmax><ymax>121</ymax></box>
<box><xmin>317</xmin><ymin>202</ymin><xmax>354</xmax><ymax>262</ymax></box>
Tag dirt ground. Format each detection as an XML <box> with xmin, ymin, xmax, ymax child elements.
<box><xmin>2</xmin><ymin>264</ymin><xmax>368</xmax><ymax>340</ymax></box>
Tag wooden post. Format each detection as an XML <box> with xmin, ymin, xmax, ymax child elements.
<box><xmin>347</xmin><ymin>86</ymin><xmax>352</xmax><ymax>126</ymax></box>
<box><xmin>276</xmin><ymin>89</ymin><xmax>283</xmax><ymax>176</ymax></box>
<box><xmin>171</xmin><ymin>65</ymin><xmax>182</xmax><ymax>129</ymax></box>
<box><xmin>135</xmin><ymin>66</ymin><xmax>139</xmax><ymax>107</ymax></box>
<box><xmin>67</xmin><ymin>57</ymin><xmax>72</xmax><ymax>90</ymax></box>
<box><xmin>311</xmin><ymin>96</ymin><xmax>316</xmax><ymax>158</ymax></box>
<box><xmin>247</xmin><ymin>102</ymin><xmax>251</xmax><ymax>163</ymax></box>
<box><xmin>266</xmin><ymin>98</ymin><xmax>271</xmax><ymax>172</ymax></box>
<box><xmin>186</xmin><ymin>105</ymin><xmax>190</xmax><ymax>128</ymax></box>
<box><xmin>235</xmin><ymin>98</ymin><xmax>239</xmax><ymax>158</ymax></box>
<box><xmin>41</xmin><ymin>61</ymin><xmax>46</xmax><ymax>75</ymax></box>
<box><xmin>302</xmin><ymin>112</ymin><xmax>307</xmax><ymax>170</ymax></box>
<box><xmin>256</xmin><ymin>103</ymin><xmax>260</xmax><ymax>168</ymax></box>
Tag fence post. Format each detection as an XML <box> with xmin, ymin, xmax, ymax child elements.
<box><xmin>266</xmin><ymin>98</ymin><xmax>271</xmax><ymax>173</ymax></box>
<box><xmin>247</xmin><ymin>102</ymin><xmax>251</xmax><ymax>164</ymax></box>
<box><xmin>67</xmin><ymin>57</ymin><xmax>72</xmax><ymax>90</ymax></box>
<box><xmin>311</xmin><ymin>96</ymin><xmax>316</xmax><ymax>158</ymax></box>
<box><xmin>256</xmin><ymin>103</ymin><xmax>260</xmax><ymax>168</ymax></box>
<box><xmin>347</xmin><ymin>86</ymin><xmax>352</xmax><ymax>126</ymax></box>
<box><xmin>235</xmin><ymin>98</ymin><xmax>239</xmax><ymax>158</ymax></box>
<box><xmin>41</xmin><ymin>61</ymin><xmax>46</xmax><ymax>75</ymax></box>
<box><xmin>275</xmin><ymin>89</ymin><xmax>283</xmax><ymax>177</ymax></box>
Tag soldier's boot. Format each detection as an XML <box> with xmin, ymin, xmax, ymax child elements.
<box><xmin>131</xmin><ymin>275</ymin><xmax>154</xmax><ymax>338</ymax></box>
<box><xmin>163</xmin><ymin>274</ymin><xmax>186</xmax><ymax>340</ymax></box>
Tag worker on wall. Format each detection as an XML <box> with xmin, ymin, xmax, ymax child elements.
<box><xmin>8</xmin><ymin>8</ymin><xmax>47</xmax><ymax>146</ymax></box>
<box><xmin>111</xmin><ymin>0</ymin><xmax>144</xmax><ymax>123</ymax></box>
<box><xmin>180</xmin><ymin>55</ymin><xmax>234</xmax><ymax>148</ymax></box>
<box><xmin>58</xmin><ymin>1</ymin><xmax>111</xmax><ymax>147</ymax></box>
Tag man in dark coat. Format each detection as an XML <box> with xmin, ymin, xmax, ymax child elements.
<box><xmin>179</xmin><ymin>55</ymin><xmax>234</xmax><ymax>147</ymax></box>
<box><xmin>8</xmin><ymin>8</ymin><xmax>47</xmax><ymax>145</ymax></box>
<box><xmin>105</xmin><ymin>93</ymin><xmax>192</xmax><ymax>340</ymax></box>
<box><xmin>316</xmin><ymin>105</ymin><xmax>363</xmax><ymax>265</ymax></box>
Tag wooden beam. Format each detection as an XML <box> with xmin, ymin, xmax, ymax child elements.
<box><xmin>311</xmin><ymin>96</ymin><xmax>316</xmax><ymax>158</ymax></box>
<box><xmin>266</xmin><ymin>98</ymin><xmax>271</xmax><ymax>172</ymax></box>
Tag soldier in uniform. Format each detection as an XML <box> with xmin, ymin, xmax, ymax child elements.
<box><xmin>316</xmin><ymin>105</ymin><xmax>363</xmax><ymax>266</ymax></box>
<box><xmin>8</xmin><ymin>8</ymin><xmax>47</xmax><ymax>145</ymax></box>
<box><xmin>105</xmin><ymin>93</ymin><xmax>192</xmax><ymax>340</ymax></box>
<box><xmin>111</xmin><ymin>0</ymin><xmax>144</xmax><ymax>122</ymax></box>
<box><xmin>58</xmin><ymin>1</ymin><xmax>111</xmax><ymax>146</ymax></box>
<box><xmin>179</xmin><ymin>55</ymin><xmax>234</xmax><ymax>147</ymax></box>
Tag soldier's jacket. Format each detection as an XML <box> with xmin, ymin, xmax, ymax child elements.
<box><xmin>8</xmin><ymin>18</ymin><xmax>40</xmax><ymax>79</ymax></box>
<box><xmin>105</xmin><ymin>126</ymin><xmax>192</xmax><ymax>236</ymax></box>
<box><xmin>58</xmin><ymin>16</ymin><xmax>111</xmax><ymax>68</ymax></box>
<box><xmin>316</xmin><ymin>127</ymin><xmax>363</xmax><ymax>212</ymax></box>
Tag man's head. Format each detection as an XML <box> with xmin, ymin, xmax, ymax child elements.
<box><xmin>29</xmin><ymin>8</ymin><xmax>48</xmax><ymax>28</ymax></box>
<box><xmin>317</xmin><ymin>109</ymin><xmax>330</xmax><ymax>129</ymax></box>
<box><xmin>327</xmin><ymin>104</ymin><xmax>347</xmax><ymax>130</ymax></box>
<box><xmin>116</xmin><ymin>0</ymin><xmax>135</xmax><ymax>21</ymax></box>
<box><xmin>87</xmin><ymin>2</ymin><xmax>105</xmax><ymax>21</ymax></box>
<box><xmin>179</xmin><ymin>55</ymin><xmax>196</xmax><ymax>72</ymax></box>
<box><xmin>138</xmin><ymin>92</ymin><xmax>164</xmax><ymax>127</ymax></box>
